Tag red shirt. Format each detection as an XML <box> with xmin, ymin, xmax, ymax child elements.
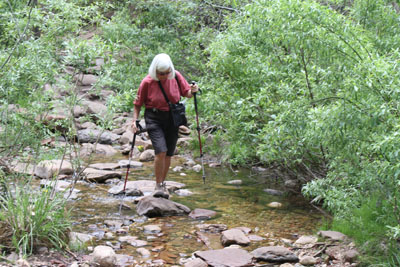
<box><xmin>134</xmin><ymin>71</ymin><xmax>191</xmax><ymax>111</ymax></box>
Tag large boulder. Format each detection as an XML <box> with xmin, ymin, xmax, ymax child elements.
<box><xmin>195</xmin><ymin>248</ymin><xmax>253</xmax><ymax>267</ymax></box>
<box><xmin>136</xmin><ymin>196</ymin><xmax>191</xmax><ymax>217</ymax></box>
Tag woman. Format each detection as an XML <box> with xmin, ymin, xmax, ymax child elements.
<box><xmin>132</xmin><ymin>53</ymin><xmax>198</xmax><ymax>198</ymax></box>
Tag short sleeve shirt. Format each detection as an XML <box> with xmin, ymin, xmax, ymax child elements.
<box><xmin>134</xmin><ymin>71</ymin><xmax>191</xmax><ymax>111</ymax></box>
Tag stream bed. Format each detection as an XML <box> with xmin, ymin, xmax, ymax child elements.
<box><xmin>67</xmin><ymin>156</ymin><xmax>327</xmax><ymax>265</ymax></box>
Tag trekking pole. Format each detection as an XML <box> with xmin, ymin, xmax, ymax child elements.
<box><xmin>192</xmin><ymin>83</ymin><xmax>206</xmax><ymax>183</ymax></box>
<box><xmin>119</xmin><ymin>120</ymin><xmax>145</xmax><ymax>214</ymax></box>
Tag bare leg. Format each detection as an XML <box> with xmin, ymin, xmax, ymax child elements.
<box><xmin>154</xmin><ymin>152</ymin><xmax>166</xmax><ymax>184</ymax></box>
<box><xmin>161</xmin><ymin>156</ymin><xmax>172</xmax><ymax>183</ymax></box>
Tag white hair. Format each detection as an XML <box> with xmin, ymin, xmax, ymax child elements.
<box><xmin>148</xmin><ymin>53</ymin><xmax>175</xmax><ymax>81</ymax></box>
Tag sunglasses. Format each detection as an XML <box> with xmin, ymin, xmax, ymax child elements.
<box><xmin>157</xmin><ymin>70</ymin><xmax>171</xmax><ymax>76</ymax></box>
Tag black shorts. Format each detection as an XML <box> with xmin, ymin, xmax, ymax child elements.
<box><xmin>144</xmin><ymin>108</ymin><xmax>179</xmax><ymax>156</ymax></box>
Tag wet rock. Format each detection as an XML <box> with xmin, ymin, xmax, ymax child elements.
<box><xmin>196</xmin><ymin>224</ymin><xmax>228</xmax><ymax>233</ymax></box>
<box><xmin>227</xmin><ymin>179</ymin><xmax>242</xmax><ymax>185</ymax></box>
<box><xmin>136</xmin><ymin>196</ymin><xmax>191</xmax><ymax>217</ymax></box>
<box><xmin>140</xmin><ymin>149</ymin><xmax>155</xmax><ymax>162</ymax></box>
<box><xmin>195</xmin><ymin>248</ymin><xmax>253</xmax><ymax>267</ymax></box>
<box><xmin>89</xmin><ymin>163</ymin><xmax>121</xmax><ymax>170</ymax></box>
<box><xmin>263</xmin><ymin>188</ymin><xmax>284</xmax><ymax>196</ymax></box>
<box><xmin>268</xmin><ymin>202</ymin><xmax>283</xmax><ymax>208</ymax></box>
<box><xmin>83</xmin><ymin>168</ymin><xmax>121</xmax><ymax>182</ymax></box>
<box><xmin>34</xmin><ymin>160</ymin><xmax>73</xmax><ymax>179</ymax></box>
<box><xmin>221</xmin><ymin>229</ymin><xmax>251</xmax><ymax>247</ymax></box>
<box><xmin>318</xmin><ymin>230</ymin><xmax>347</xmax><ymax>241</ymax></box>
<box><xmin>189</xmin><ymin>208</ymin><xmax>217</xmax><ymax>220</ymax></box>
<box><xmin>80</xmin><ymin>143</ymin><xmax>118</xmax><ymax>157</ymax></box>
<box><xmin>91</xmin><ymin>245</ymin><xmax>116</xmax><ymax>267</ymax></box>
<box><xmin>77</xmin><ymin>129</ymin><xmax>120</xmax><ymax>144</ymax></box>
<box><xmin>175</xmin><ymin>189</ymin><xmax>193</xmax><ymax>196</ymax></box>
<box><xmin>251</xmin><ymin>246</ymin><xmax>299</xmax><ymax>263</ymax></box>
<box><xmin>184</xmin><ymin>258</ymin><xmax>208</xmax><ymax>267</ymax></box>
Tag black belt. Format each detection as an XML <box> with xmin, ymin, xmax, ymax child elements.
<box><xmin>146</xmin><ymin>108</ymin><xmax>169</xmax><ymax>113</ymax></box>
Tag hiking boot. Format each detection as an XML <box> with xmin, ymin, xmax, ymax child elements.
<box><xmin>152</xmin><ymin>182</ymin><xmax>169</xmax><ymax>199</ymax></box>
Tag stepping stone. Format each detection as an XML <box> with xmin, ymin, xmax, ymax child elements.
<box><xmin>136</xmin><ymin>196</ymin><xmax>190</xmax><ymax>217</ymax></box>
<box><xmin>251</xmin><ymin>246</ymin><xmax>299</xmax><ymax>263</ymax></box>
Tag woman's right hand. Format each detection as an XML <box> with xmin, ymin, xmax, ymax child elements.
<box><xmin>131</xmin><ymin>120</ymin><xmax>138</xmax><ymax>133</ymax></box>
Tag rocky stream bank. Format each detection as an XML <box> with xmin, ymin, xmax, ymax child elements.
<box><xmin>1</xmin><ymin>57</ymin><xmax>359</xmax><ymax>267</ymax></box>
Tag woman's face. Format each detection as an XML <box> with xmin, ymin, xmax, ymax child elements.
<box><xmin>156</xmin><ymin>68</ymin><xmax>171</xmax><ymax>81</ymax></box>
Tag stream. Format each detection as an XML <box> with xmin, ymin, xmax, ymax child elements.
<box><xmin>67</xmin><ymin>155</ymin><xmax>327</xmax><ymax>265</ymax></box>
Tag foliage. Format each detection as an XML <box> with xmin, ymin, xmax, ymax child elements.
<box><xmin>329</xmin><ymin>196</ymin><xmax>400</xmax><ymax>265</ymax></box>
<box><xmin>201</xmin><ymin>0</ymin><xmax>400</xmax><ymax>263</ymax></box>
<box><xmin>0</xmin><ymin>177</ymin><xmax>71</xmax><ymax>255</ymax></box>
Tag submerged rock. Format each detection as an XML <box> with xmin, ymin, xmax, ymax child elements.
<box><xmin>136</xmin><ymin>196</ymin><xmax>191</xmax><ymax>217</ymax></box>
<box><xmin>189</xmin><ymin>208</ymin><xmax>217</xmax><ymax>220</ymax></box>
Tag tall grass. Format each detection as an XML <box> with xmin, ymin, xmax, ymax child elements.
<box><xmin>329</xmin><ymin>195</ymin><xmax>400</xmax><ymax>266</ymax></box>
<box><xmin>0</xmin><ymin>176</ymin><xmax>71</xmax><ymax>255</ymax></box>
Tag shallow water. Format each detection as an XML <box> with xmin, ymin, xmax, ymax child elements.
<box><xmin>68</xmin><ymin>156</ymin><xmax>327</xmax><ymax>265</ymax></box>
